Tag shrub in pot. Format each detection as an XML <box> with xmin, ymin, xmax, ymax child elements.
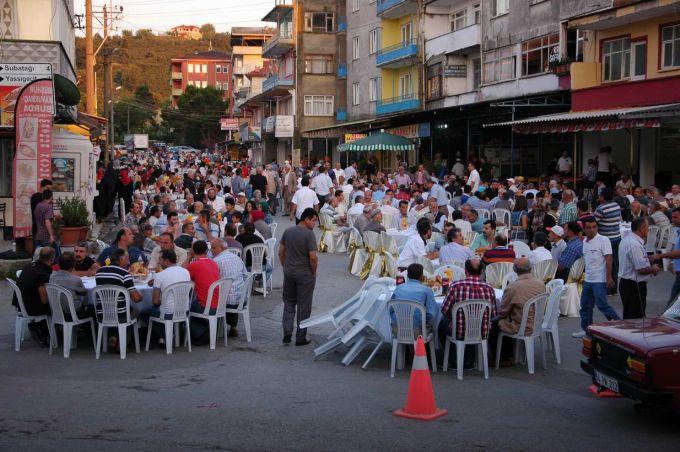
<box><xmin>57</xmin><ymin>197</ymin><xmax>91</xmax><ymax>245</ymax></box>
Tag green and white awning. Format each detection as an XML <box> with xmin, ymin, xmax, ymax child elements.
<box><xmin>338</xmin><ymin>131</ymin><xmax>414</xmax><ymax>152</ymax></box>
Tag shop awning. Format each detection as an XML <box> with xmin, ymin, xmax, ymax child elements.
<box><xmin>337</xmin><ymin>131</ymin><xmax>414</xmax><ymax>152</ymax></box>
<box><xmin>483</xmin><ymin>103</ymin><xmax>680</xmax><ymax>134</ymax></box>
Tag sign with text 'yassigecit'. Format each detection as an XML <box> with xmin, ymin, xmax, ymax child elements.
<box><xmin>0</xmin><ymin>63</ymin><xmax>53</xmax><ymax>128</ymax></box>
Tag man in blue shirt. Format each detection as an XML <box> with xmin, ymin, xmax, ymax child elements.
<box><xmin>469</xmin><ymin>209</ymin><xmax>485</xmax><ymax>233</ymax></box>
<box><xmin>556</xmin><ymin>221</ymin><xmax>583</xmax><ymax>281</ymax></box>
<box><xmin>97</xmin><ymin>227</ymin><xmax>147</xmax><ymax>268</ymax></box>
<box><xmin>391</xmin><ymin>263</ymin><xmax>438</xmax><ymax>336</ymax></box>
<box><xmin>651</xmin><ymin>208</ymin><xmax>680</xmax><ymax>308</ymax></box>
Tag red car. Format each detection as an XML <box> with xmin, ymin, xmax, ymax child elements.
<box><xmin>581</xmin><ymin>303</ymin><xmax>680</xmax><ymax>412</ymax></box>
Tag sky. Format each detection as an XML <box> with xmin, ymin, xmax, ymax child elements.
<box><xmin>74</xmin><ymin>0</ymin><xmax>274</xmax><ymax>35</ymax></box>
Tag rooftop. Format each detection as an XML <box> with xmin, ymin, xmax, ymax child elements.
<box><xmin>174</xmin><ymin>50</ymin><xmax>232</xmax><ymax>61</ymax></box>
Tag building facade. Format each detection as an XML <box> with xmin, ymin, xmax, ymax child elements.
<box><xmin>170</xmin><ymin>51</ymin><xmax>233</xmax><ymax>108</ymax></box>
<box><xmin>170</xmin><ymin>25</ymin><xmax>202</xmax><ymax>40</ymax></box>
<box><xmin>230</xmin><ymin>27</ymin><xmax>274</xmax><ymax>118</ymax></box>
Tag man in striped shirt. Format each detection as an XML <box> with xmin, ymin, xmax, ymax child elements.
<box><xmin>558</xmin><ymin>189</ymin><xmax>577</xmax><ymax>225</ymax></box>
<box><xmin>594</xmin><ymin>188</ymin><xmax>622</xmax><ymax>293</ymax></box>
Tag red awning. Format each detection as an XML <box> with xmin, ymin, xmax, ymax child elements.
<box><xmin>513</xmin><ymin>118</ymin><xmax>660</xmax><ymax>134</ymax></box>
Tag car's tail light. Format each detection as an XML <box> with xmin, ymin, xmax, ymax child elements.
<box><xmin>582</xmin><ymin>337</ymin><xmax>593</xmax><ymax>358</ymax></box>
<box><xmin>628</xmin><ymin>357</ymin><xmax>648</xmax><ymax>384</ymax></box>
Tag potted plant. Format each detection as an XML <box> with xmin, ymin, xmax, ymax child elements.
<box><xmin>549</xmin><ymin>57</ymin><xmax>573</xmax><ymax>76</ymax></box>
<box><xmin>56</xmin><ymin>197</ymin><xmax>91</xmax><ymax>245</ymax></box>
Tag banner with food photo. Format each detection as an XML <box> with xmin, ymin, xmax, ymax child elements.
<box><xmin>13</xmin><ymin>79</ymin><xmax>54</xmax><ymax>238</ymax></box>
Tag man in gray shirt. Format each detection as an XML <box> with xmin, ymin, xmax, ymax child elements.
<box><xmin>49</xmin><ymin>252</ymin><xmax>95</xmax><ymax>320</ymax></box>
<box><xmin>279</xmin><ymin>208</ymin><xmax>319</xmax><ymax>346</ymax></box>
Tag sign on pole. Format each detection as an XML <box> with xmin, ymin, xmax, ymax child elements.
<box><xmin>0</xmin><ymin>63</ymin><xmax>53</xmax><ymax>128</ymax></box>
<box><xmin>220</xmin><ymin>117</ymin><xmax>239</xmax><ymax>131</ymax></box>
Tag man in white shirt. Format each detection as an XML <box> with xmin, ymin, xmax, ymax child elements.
<box><xmin>529</xmin><ymin>232</ymin><xmax>553</xmax><ymax>265</ymax></box>
<box><xmin>452</xmin><ymin>158</ymin><xmax>465</xmax><ymax>178</ymax></box>
<box><xmin>206</xmin><ymin>187</ymin><xmax>226</xmax><ymax>214</ymax></box>
<box><xmin>396</xmin><ymin>220</ymin><xmax>438</xmax><ymax>269</ymax></box>
<box><xmin>343</xmin><ymin>161</ymin><xmax>358</xmax><ymax>181</ymax></box>
<box><xmin>310</xmin><ymin>166</ymin><xmax>334</xmax><ymax>204</ymax></box>
<box><xmin>467</xmin><ymin>161</ymin><xmax>480</xmax><ymax>193</ymax></box>
<box><xmin>380</xmin><ymin>198</ymin><xmax>400</xmax><ymax>225</ymax></box>
<box><xmin>557</xmin><ymin>150</ymin><xmax>573</xmax><ymax>176</ymax></box>
<box><xmin>148</xmin><ymin>232</ymin><xmax>188</xmax><ymax>272</ymax></box>
<box><xmin>331</xmin><ymin>162</ymin><xmax>345</xmax><ymax>184</ymax></box>
<box><xmin>548</xmin><ymin>225</ymin><xmax>567</xmax><ymax>262</ymax></box>
<box><xmin>347</xmin><ymin>194</ymin><xmax>365</xmax><ymax>216</ymax></box>
<box><xmin>439</xmin><ymin>229</ymin><xmax>475</xmax><ymax>265</ymax></box>
<box><xmin>572</xmin><ymin>218</ymin><xmax>620</xmax><ymax>338</ymax></box>
<box><xmin>451</xmin><ymin>210</ymin><xmax>472</xmax><ymax>236</ymax></box>
<box><xmin>146</xmin><ymin>248</ymin><xmax>191</xmax><ymax>345</ymax></box>
<box><xmin>394</xmin><ymin>166</ymin><xmax>411</xmax><ymax>187</ymax></box>
<box><xmin>618</xmin><ymin>218</ymin><xmax>659</xmax><ymax>319</ymax></box>
<box><xmin>291</xmin><ymin>176</ymin><xmax>320</xmax><ymax>223</ymax></box>
<box><xmin>427</xmin><ymin>178</ymin><xmax>448</xmax><ymax>207</ymax></box>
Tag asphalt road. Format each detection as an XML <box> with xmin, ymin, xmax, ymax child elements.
<box><xmin>1</xmin><ymin>214</ymin><xmax>678</xmax><ymax>451</ymax></box>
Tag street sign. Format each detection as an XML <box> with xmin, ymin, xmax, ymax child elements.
<box><xmin>0</xmin><ymin>63</ymin><xmax>54</xmax><ymax>128</ymax></box>
<box><xmin>220</xmin><ymin>117</ymin><xmax>239</xmax><ymax>131</ymax></box>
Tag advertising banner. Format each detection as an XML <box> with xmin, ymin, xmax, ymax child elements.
<box><xmin>0</xmin><ymin>63</ymin><xmax>53</xmax><ymax>128</ymax></box>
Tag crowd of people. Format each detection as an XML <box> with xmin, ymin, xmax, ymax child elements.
<box><xmin>13</xmin><ymin>145</ymin><xmax>680</xmax><ymax>366</ymax></box>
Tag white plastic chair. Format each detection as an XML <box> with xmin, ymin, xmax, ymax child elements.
<box><xmin>387</xmin><ymin>299</ymin><xmax>437</xmax><ymax>378</ymax></box>
<box><xmin>227</xmin><ymin>247</ymin><xmax>242</xmax><ymax>257</ymax></box>
<box><xmin>545</xmin><ymin>278</ymin><xmax>563</xmax><ymax>296</ymax></box>
<box><xmin>416</xmin><ymin>256</ymin><xmax>436</xmax><ymax>276</ymax></box>
<box><xmin>226</xmin><ymin>273</ymin><xmax>255</xmax><ymax>342</ymax></box>
<box><xmin>495</xmin><ymin>293</ymin><xmax>548</xmax><ymax>374</ymax></box>
<box><xmin>493</xmin><ymin>209</ymin><xmax>511</xmax><ymax>227</ymax></box>
<box><xmin>45</xmin><ymin>284</ymin><xmax>96</xmax><ymax>358</ymax></box>
<box><xmin>464</xmin><ymin>231</ymin><xmax>478</xmax><ymax>246</ymax></box>
<box><xmin>501</xmin><ymin>271</ymin><xmax>518</xmax><ymax>289</ymax></box>
<box><xmin>7</xmin><ymin>278</ymin><xmax>52</xmax><ymax>352</ymax></box>
<box><xmin>657</xmin><ymin>226</ymin><xmax>671</xmax><ymax>252</ymax></box>
<box><xmin>265</xmin><ymin>237</ymin><xmax>277</xmax><ymax>288</ymax></box>
<box><xmin>244</xmin><ymin>243</ymin><xmax>269</xmax><ymax>297</ymax></box>
<box><xmin>645</xmin><ymin>225</ymin><xmax>660</xmax><ymax>254</ymax></box>
<box><xmin>485</xmin><ymin>262</ymin><xmax>514</xmax><ymax>289</ymax></box>
<box><xmin>511</xmin><ymin>241</ymin><xmax>532</xmax><ymax>258</ymax></box>
<box><xmin>531</xmin><ymin>259</ymin><xmax>558</xmax><ymax>283</ymax></box>
<box><xmin>92</xmin><ymin>285</ymin><xmax>140</xmax><ymax>359</ymax></box>
<box><xmin>542</xmin><ymin>282</ymin><xmax>565</xmax><ymax>364</ymax></box>
<box><xmin>145</xmin><ymin>281</ymin><xmax>194</xmax><ymax>354</ymax></box>
<box><xmin>443</xmin><ymin>300</ymin><xmax>493</xmax><ymax>380</ymax></box>
<box><xmin>433</xmin><ymin>265</ymin><xmax>466</xmax><ymax>282</ymax></box>
<box><xmin>477</xmin><ymin>209</ymin><xmax>491</xmax><ymax>220</ymax></box>
<box><xmin>188</xmin><ymin>278</ymin><xmax>232</xmax><ymax>349</ymax></box>
<box><xmin>270</xmin><ymin>222</ymin><xmax>278</xmax><ymax>237</ymax></box>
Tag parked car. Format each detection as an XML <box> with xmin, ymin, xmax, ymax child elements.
<box><xmin>581</xmin><ymin>297</ymin><xmax>680</xmax><ymax>412</ymax></box>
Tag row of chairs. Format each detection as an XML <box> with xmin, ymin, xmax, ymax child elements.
<box><xmin>645</xmin><ymin>225</ymin><xmax>674</xmax><ymax>271</ymax></box>
<box><xmin>8</xmin><ymin>274</ymin><xmax>255</xmax><ymax>359</ymax></box>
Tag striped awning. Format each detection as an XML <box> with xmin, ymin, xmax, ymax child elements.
<box><xmin>337</xmin><ymin>131</ymin><xmax>415</xmax><ymax>152</ymax></box>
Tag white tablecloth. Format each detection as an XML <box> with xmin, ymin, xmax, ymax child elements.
<box><xmin>82</xmin><ymin>277</ymin><xmax>155</xmax><ymax>312</ymax></box>
<box><xmin>385</xmin><ymin>229</ymin><xmax>417</xmax><ymax>251</ymax></box>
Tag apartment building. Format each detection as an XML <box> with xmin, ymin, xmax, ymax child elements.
<box><xmin>230</xmin><ymin>27</ymin><xmax>274</xmax><ymax>117</ymax></box>
<box><xmin>253</xmin><ymin>0</ymin><xmax>345</xmax><ymax>165</ymax></box>
<box><xmin>170</xmin><ymin>51</ymin><xmax>233</xmax><ymax>108</ymax></box>
<box><xmin>170</xmin><ymin>25</ymin><xmax>202</xmax><ymax>40</ymax></box>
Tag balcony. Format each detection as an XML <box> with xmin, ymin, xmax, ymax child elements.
<box><xmin>262</xmin><ymin>31</ymin><xmax>294</xmax><ymax>58</ymax></box>
<box><xmin>233</xmin><ymin>63</ymin><xmax>262</xmax><ymax>75</ymax></box>
<box><xmin>262</xmin><ymin>0</ymin><xmax>294</xmax><ymax>22</ymax></box>
<box><xmin>336</xmin><ymin>108</ymin><xmax>347</xmax><ymax>122</ymax></box>
<box><xmin>171</xmin><ymin>88</ymin><xmax>183</xmax><ymax>96</ymax></box>
<box><xmin>376</xmin><ymin>93</ymin><xmax>420</xmax><ymax>116</ymax></box>
<box><xmin>262</xmin><ymin>74</ymin><xmax>295</xmax><ymax>96</ymax></box>
<box><xmin>377</xmin><ymin>0</ymin><xmax>416</xmax><ymax>19</ymax></box>
<box><xmin>425</xmin><ymin>24</ymin><xmax>480</xmax><ymax>59</ymax></box>
<box><xmin>337</xmin><ymin>64</ymin><xmax>347</xmax><ymax>79</ymax></box>
<box><xmin>376</xmin><ymin>39</ymin><xmax>419</xmax><ymax>68</ymax></box>
<box><xmin>171</xmin><ymin>71</ymin><xmax>182</xmax><ymax>80</ymax></box>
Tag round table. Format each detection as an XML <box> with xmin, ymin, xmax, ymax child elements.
<box><xmin>82</xmin><ymin>277</ymin><xmax>155</xmax><ymax>312</ymax></box>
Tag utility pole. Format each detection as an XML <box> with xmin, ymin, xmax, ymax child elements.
<box><xmin>85</xmin><ymin>0</ymin><xmax>95</xmax><ymax>114</ymax></box>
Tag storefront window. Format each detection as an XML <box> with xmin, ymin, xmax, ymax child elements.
<box><xmin>0</xmin><ymin>138</ymin><xmax>14</xmax><ymax>197</ymax></box>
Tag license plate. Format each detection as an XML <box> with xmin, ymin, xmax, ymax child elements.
<box><xmin>594</xmin><ymin>370</ymin><xmax>619</xmax><ymax>393</ymax></box>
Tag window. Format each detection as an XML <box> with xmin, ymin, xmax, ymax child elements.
<box><xmin>473</xmin><ymin>3</ymin><xmax>481</xmax><ymax>24</ymax></box>
<box><xmin>216</xmin><ymin>81</ymin><xmax>221</xmax><ymax>90</ymax></box>
<box><xmin>567</xmin><ymin>29</ymin><xmax>584</xmax><ymax>62</ymax></box>
<box><xmin>369</xmin><ymin>28</ymin><xmax>379</xmax><ymax>55</ymax></box>
<box><xmin>492</xmin><ymin>0</ymin><xmax>508</xmax><ymax>16</ymax></box>
<box><xmin>352</xmin><ymin>36</ymin><xmax>360</xmax><ymax>60</ymax></box>
<box><xmin>451</xmin><ymin>9</ymin><xmax>467</xmax><ymax>32</ymax></box>
<box><xmin>352</xmin><ymin>0</ymin><xmax>359</xmax><ymax>12</ymax></box>
<box><xmin>223</xmin><ymin>65</ymin><xmax>229</xmax><ymax>75</ymax></box>
<box><xmin>398</xmin><ymin>73</ymin><xmax>412</xmax><ymax>98</ymax></box>
<box><xmin>304</xmin><ymin>55</ymin><xmax>334</xmax><ymax>74</ymax></box>
<box><xmin>352</xmin><ymin>82</ymin><xmax>360</xmax><ymax>106</ymax></box>
<box><xmin>304</xmin><ymin>95</ymin><xmax>334</xmax><ymax>116</ymax></box>
<box><xmin>401</xmin><ymin>22</ymin><xmax>412</xmax><ymax>44</ymax></box>
<box><xmin>216</xmin><ymin>65</ymin><xmax>222</xmax><ymax>73</ymax></box>
<box><xmin>201</xmin><ymin>80</ymin><xmax>207</xmax><ymax>88</ymax></box>
<box><xmin>632</xmin><ymin>40</ymin><xmax>647</xmax><ymax>79</ymax></box>
<box><xmin>483</xmin><ymin>46</ymin><xmax>516</xmax><ymax>83</ymax></box>
<box><xmin>188</xmin><ymin>63</ymin><xmax>194</xmax><ymax>73</ymax></box>
<box><xmin>426</xmin><ymin>64</ymin><xmax>442</xmax><ymax>100</ymax></box>
<box><xmin>521</xmin><ymin>33</ymin><xmax>559</xmax><ymax>76</ymax></box>
<box><xmin>602</xmin><ymin>37</ymin><xmax>631</xmax><ymax>82</ymax></box>
<box><xmin>304</xmin><ymin>12</ymin><xmax>334</xmax><ymax>33</ymax></box>
<box><xmin>369</xmin><ymin>78</ymin><xmax>379</xmax><ymax>102</ymax></box>
<box><xmin>472</xmin><ymin>58</ymin><xmax>481</xmax><ymax>89</ymax></box>
<box><xmin>661</xmin><ymin>24</ymin><xmax>680</xmax><ymax>69</ymax></box>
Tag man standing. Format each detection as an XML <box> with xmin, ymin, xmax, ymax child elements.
<box><xmin>343</xmin><ymin>161</ymin><xmax>358</xmax><ymax>181</ymax></box>
<box><xmin>279</xmin><ymin>208</ymin><xmax>319</xmax><ymax>346</ymax></box>
<box><xmin>33</xmin><ymin>189</ymin><xmax>58</xmax><ymax>252</ymax></box>
<box><xmin>558</xmin><ymin>189</ymin><xmax>577</xmax><ymax>226</ymax></box>
<box><xmin>650</xmin><ymin>208</ymin><xmax>680</xmax><ymax>308</ymax></box>
<box><xmin>467</xmin><ymin>161</ymin><xmax>480</xmax><ymax>193</ymax></box>
<box><xmin>572</xmin><ymin>218</ymin><xmax>620</xmax><ymax>338</ymax></box>
<box><xmin>557</xmin><ymin>150</ymin><xmax>573</xmax><ymax>177</ymax></box>
<box><xmin>594</xmin><ymin>188</ymin><xmax>623</xmax><ymax>294</ymax></box>
<box><xmin>618</xmin><ymin>218</ymin><xmax>659</xmax><ymax>319</ymax></box>
<box><xmin>310</xmin><ymin>165</ymin><xmax>334</xmax><ymax>205</ymax></box>
<box><xmin>249</xmin><ymin>166</ymin><xmax>268</xmax><ymax>201</ymax></box>
<box><xmin>30</xmin><ymin>179</ymin><xmax>52</xmax><ymax>238</ymax></box>
<box><xmin>282</xmin><ymin>165</ymin><xmax>297</xmax><ymax>217</ymax></box>
<box><xmin>291</xmin><ymin>177</ymin><xmax>319</xmax><ymax>224</ymax></box>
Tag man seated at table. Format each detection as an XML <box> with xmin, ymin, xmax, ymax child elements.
<box><xmin>434</xmin><ymin>222</ymin><xmax>454</xmax><ymax>250</ymax></box>
<box><xmin>194</xmin><ymin>209</ymin><xmax>220</xmax><ymax>242</ymax></box>
<box><xmin>490</xmin><ymin>258</ymin><xmax>545</xmax><ymax>365</ymax></box>
<box><xmin>174</xmin><ymin>222</ymin><xmax>196</xmax><ymax>250</ymax></box>
<box><xmin>440</xmin><ymin>228</ymin><xmax>475</xmax><ymax>266</ymax></box>
<box><xmin>236</xmin><ymin>223</ymin><xmax>273</xmax><ymax>280</ymax></box>
<box><xmin>73</xmin><ymin>242</ymin><xmax>100</xmax><ymax>276</ymax></box>
<box><xmin>363</xmin><ymin>209</ymin><xmax>386</xmax><ymax>234</ymax></box>
<box><xmin>470</xmin><ymin>220</ymin><xmax>496</xmax><ymax>252</ymax></box>
<box><xmin>14</xmin><ymin>246</ymin><xmax>55</xmax><ymax>346</ymax></box>
<box><xmin>529</xmin><ymin>231</ymin><xmax>553</xmax><ymax>266</ymax></box>
<box><xmin>347</xmin><ymin>194</ymin><xmax>365</xmax><ymax>217</ymax></box>
<box><xmin>148</xmin><ymin>232</ymin><xmax>188</xmax><ymax>272</ymax></box>
<box><xmin>469</xmin><ymin>209</ymin><xmax>485</xmax><ymax>233</ymax></box>
<box><xmin>49</xmin><ymin>251</ymin><xmax>94</xmax><ymax>320</ymax></box>
<box><xmin>439</xmin><ymin>258</ymin><xmax>497</xmax><ymax>369</ymax></box>
<box><xmin>396</xmin><ymin>200</ymin><xmax>412</xmax><ymax>230</ymax></box>
<box><xmin>482</xmin><ymin>235</ymin><xmax>516</xmax><ymax>265</ymax></box>
<box><xmin>144</xmin><ymin>249</ymin><xmax>191</xmax><ymax>347</ymax></box>
<box><xmin>95</xmin><ymin>249</ymin><xmax>143</xmax><ymax>350</ymax></box>
<box><xmin>97</xmin><ymin>228</ymin><xmax>147</xmax><ymax>268</ymax></box>
<box><xmin>396</xmin><ymin>219</ymin><xmax>439</xmax><ymax>270</ymax></box>
<box><xmin>352</xmin><ymin>205</ymin><xmax>372</xmax><ymax>234</ymax></box>
<box><xmin>210</xmin><ymin>238</ymin><xmax>249</xmax><ymax>337</ymax></box>
<box><xmin>224</xmin><ymin>224</ymin><xmax>242</xmax><ymax>250</ymax></box>
<box><xmin>320</xmin><ymin>196</ymin><xmax>348</xmax><ymax>226</ymax></box>
<box><xmin>452</xmin><ymin>210</ymin><xmax>472</xmax><ymax>236</ymax></box>
<box><xmin>391</xmin><ymin>263</ymin><xmax>437</xmax><ymax>337</ymax></box>
<box><xmin>182</xmin><ymin>240</ymin><xmax>220</xmax><ymax>344</ymax></box>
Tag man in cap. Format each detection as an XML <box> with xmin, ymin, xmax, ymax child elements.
<box><xmin>363</xmin><ymin>209</ymin><xmax>386</xmax><ymax>234</ymax></box>
<box><xmin>548</xmin><ymin>225</ymin><xmax>567</xmax><ymax>262</ymax></box>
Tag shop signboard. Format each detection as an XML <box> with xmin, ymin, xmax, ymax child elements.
<box><xmin>220</xmin><ymin>117</ymin><xmax>239</xmax><ymax>131</ymax></box>
<box><xmin>0</xmin><ymin>63</ymin><xmax>53</xmax><ymax>128</ymax></box>
<box><xmin>344</xmin><ymin>133</ymin><xmax>367</xmax><ymax>143</ymax></box>
<box><xmin>275</xmin><ymin>115</ymin><xmax>294</xmax><ymax>138</ymax></box>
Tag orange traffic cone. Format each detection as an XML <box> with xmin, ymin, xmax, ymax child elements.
<box><xmin>394</xmin><ymin>336</ymin><xmax>447</xmax><ymax>421</ymax></box>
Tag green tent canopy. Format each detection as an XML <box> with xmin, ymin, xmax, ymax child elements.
<box><xmin>338</xmin><ymin>131</ymin><xmax>414</xmax><ymax>152</ymax></box>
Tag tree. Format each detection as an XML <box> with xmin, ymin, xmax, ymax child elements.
<box><xmin>113</xmin><ymin>85</ymin><xmax>156</xmax><ymax>142</ymax></box>
<box><xmin>200</xmin><ymin>23</ymin><xmax>216</xmax><ymax>41</ymax></box>
<box><xmin>162</xmin><ymin>85</ymin><xmax>228</xmax><ymax>148</ymax></box>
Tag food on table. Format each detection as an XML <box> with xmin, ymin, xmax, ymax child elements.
<box><xmin>129</xmin><ymin>261</ymin><xmax>148</xmax><ymax>275</ymax></box>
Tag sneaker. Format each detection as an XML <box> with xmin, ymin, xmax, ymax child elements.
<box><xmin>283</xmin><ymin>334</ymin><xmax>292</xmax><ymax>344</ymax></box>
<box><xmin>572</xmin><ymin>330</ymin><xmax>586</xmax><ymax>338</ymax></box>
<box><xmin>295</xmin><ymin>339</ymin><xmax>312</xmax><ymax>346</ymax></box>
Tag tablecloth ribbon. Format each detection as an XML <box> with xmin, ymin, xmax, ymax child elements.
<box><xmin>358</xmin><ymin>246</ymin><xmax>379</xmax><ymax>280</ymax></box>
<box><xmin>318</xmin><ymin>225</ymin><xmax>332</xmax><ymax>253</ymax></box>
<box><xmin>567</xmin><ymin>273</ymin><xmax>585</xmax><ymax>296</ymax></box>
<box><xmin>347</xmin><ymin>240</ymin><xmax>362</xmax><ymax>273</ymax></box>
